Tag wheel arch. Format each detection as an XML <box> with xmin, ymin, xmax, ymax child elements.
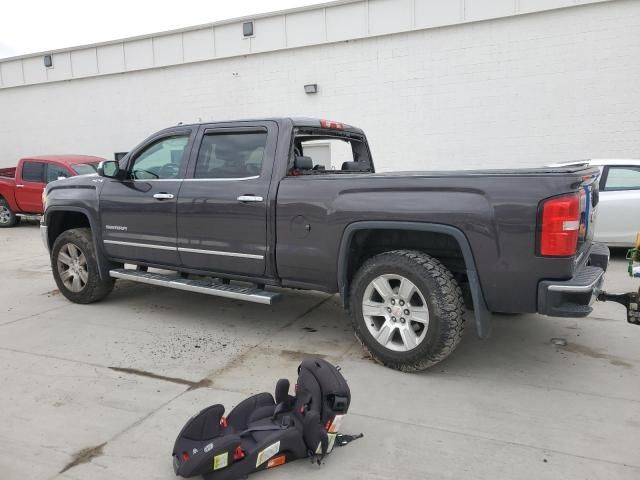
<box><xmin>0</xmin><ymin>191</ymin><xmax>19</xmax><ymax>211</ymax></box>
<box><xmin>45</xmin><ymin>207</ymin><xmax>111</xmax><ymax>280</ymax></box>
<box><xmin>337</xmin><ymin>221</ymin><xmax>492</xmax><ymax>338</ymax></box>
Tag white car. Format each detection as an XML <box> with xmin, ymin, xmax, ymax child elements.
<box><xmin>549</xmin><ymin>159</ymin><xmax>640</xmax><ymax>247</ymax></box>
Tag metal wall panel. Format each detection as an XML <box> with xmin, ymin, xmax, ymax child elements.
<box><xmin>466</xmin><ymin>0</ymin><xmax>517</xmax><ymax>21</ymax></box>
<box><xmin>369</xmin><ymin>0</ymin><xmax>413</xmax><ymax>35</ymax></box>
<box><xmin>22</xmin><ymin>57</ymin><xmax>47</xmax><ymax>84</ymax></box>
<box><xmin>97</xmin><ymin>43</ymin><xmax>125</xmax><ymax>74</ymax></box>
<box><xmin>183</xmin><ymin>28</ymin><xmax>215</xmax><ymax>63</ymax></box>
<box><xmin>252</xmin><ymin>16</ymin><xmax>286</xmax><ymax>53</ymax></box>
<box><xmin>326</xmin><ymin>1</ymin><xmax>368</xmax><ymax>42</ymax></box>
<box><xmin>124</xmin><ymin>39</ymin><xmax>154</xmax><ymax>71</ymax></box>
<box><xmin>286</xmin><ymin>9</ymin><xmax>326</xmax><ymax>48</ymax></box>
<box><xmin>0</xmin><ymin>0</ymin><xmax>617</xmax><ymax>89</ymax></box>
<box><xmin>415</xmin><ymin>0</ymin><xmax>464</xmax><ymax>28</ymax></box>
<box><xmin>71</xmin><ymin>48</ymin><xmax>98</xmax><ymax>77</ymax></box>
<box><xmin>46</xmin><ymin>52</ymin><xmax>72</xmax><ymax>81</ymax></box>
<box><xmin>153</xmin><ymin>34</ymin><xmax>183</xmax><ymax>67</ymax></box>
<box><xmin>214</xmin><ymin>23</ymin><xmax>250</xmax><ymax>58</ymax></box>
<box><xmin>0</xmin><ymin>61</ymin><xmax>24</xmax><ymax>87</ymax></box>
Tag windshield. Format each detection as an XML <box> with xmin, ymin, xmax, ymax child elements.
<box><xmin>72</xmin><ymin>163</ymin><xmax>99</xmax><ymax>175</ymax></box>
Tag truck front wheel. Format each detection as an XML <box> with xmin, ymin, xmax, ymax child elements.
<box><xmin>349</xmin><ymin>250</ymin><xmax>465</xmax><ymax>372</ymax></box>
<box><xmin>51</xmin><ymin>228</ymin><xmax>114</xmax><ymax>304</ymax></box>
<box><xmin>0</xmin><ymin>199</ymin><xmax>19</xmax><ymax>228</ymax></box>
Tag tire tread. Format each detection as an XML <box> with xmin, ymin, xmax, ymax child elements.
<box><xmin>349</xmin><ymin>249</ymin><xmax>465</xmax><ymax>372</ymax></box>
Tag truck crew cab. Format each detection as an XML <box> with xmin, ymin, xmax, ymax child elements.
<box><xmin>41</xmin><ymin>118</ymin><xmax>609</xmax><ymax>371</ymax></box>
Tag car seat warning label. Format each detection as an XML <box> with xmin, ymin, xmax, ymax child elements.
<box><xmin>256</xmin><ymin>441</ymin><xmax>280</xmax><ymax>467</ymax></box>
<box><xmin>213</xmin><ymin>452</ymin><xmax>228</xmax><ymax>470</ymax></box>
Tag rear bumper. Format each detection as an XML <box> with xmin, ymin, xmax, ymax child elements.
<box><xmin>537</xmin><ymin>243</ymin><xmax>610</xmax><ymax>317</ymax></box>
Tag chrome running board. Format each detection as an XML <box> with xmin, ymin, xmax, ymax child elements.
<box><xmin>109</xmin><ymin>268</ymin><xmax>281</xmax><ymax>305</ymax></box>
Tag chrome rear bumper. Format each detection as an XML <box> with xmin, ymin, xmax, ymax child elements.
<box><xmin>537</xmin><ymin>243</ymin><xmax>609</xmax><ymax>317</ymax></box>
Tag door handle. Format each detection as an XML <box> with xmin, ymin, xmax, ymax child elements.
<box><xmin>16</xmin><ymin>184</ymin><xmax>24</xmax><ymax>188</ymax></box>
<box><xmin>237</xmin><ymin>195</ymin><xmax>264</xmax><ymax>203</ymax></box>
<box><xmin>153</xmin><ymin>193</ymin><xmax>175</xmax><ymax>200</ymax></box>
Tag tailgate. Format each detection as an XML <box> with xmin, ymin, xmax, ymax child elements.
<box><xmin>576</xmin><ymin>170</ymin><xmax>599</xmax><ymax>258</ymax></box>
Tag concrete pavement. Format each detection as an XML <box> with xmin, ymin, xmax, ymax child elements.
<box><xmin>0</xmin><ymin>224</ymin><xmax>638</xmax><ymax>480</ymax></box>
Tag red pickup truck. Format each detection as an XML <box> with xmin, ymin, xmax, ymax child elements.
<box><xmin>0</xmin><ymin>155</ymin><xmax>104</xmax><ymax>227</ymax></box>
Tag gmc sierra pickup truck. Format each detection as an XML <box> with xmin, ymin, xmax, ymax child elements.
<box><xmin>41</xmin><ymin>118</ymin><xmax>610</xmax><ymax>371</ymax></box>
<box><xmin>0</xmin><ymin>155</ymin><xmax>103</xmax><ymax>227</ymax></box>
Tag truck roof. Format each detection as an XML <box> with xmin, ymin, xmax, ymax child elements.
<box><xmin>19</xmin><ymin>155</ymin><xmax>104</xmax><ymax>165</ymax></box>
<box><xmin>176</xmin><ymin>117</ymin><xmax>365</xmax><ymax>134</ymax></box>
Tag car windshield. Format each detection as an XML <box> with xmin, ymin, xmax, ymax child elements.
<box><xmin>72</xmin><ymin>163</ymin><xmax>99</xmax><ymax>175</ymax></box>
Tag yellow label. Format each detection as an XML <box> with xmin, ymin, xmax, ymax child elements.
<box><xmin>256</xmin><ymin>441</ymin><xmax>280</xmax><ymax>467</ymax></box>
<box><xmin>213</xmin><ymin>452</ymin><xmax>228</xmax><ymax>470</ymax></box>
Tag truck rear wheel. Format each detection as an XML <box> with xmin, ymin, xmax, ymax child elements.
<box><xmin>51</xmin><ymin>228</ymin><xmax>114</xmax><ymax>304</ymax></box>
<box><xmin>349</xmin><ymin>250</ymin><xmax>465</xmax><ymax>372</ymax></box>
<box><xmin>0</xmin><ymin>199</ymin><xmax>19</xmax><ymax>228</ymax></box>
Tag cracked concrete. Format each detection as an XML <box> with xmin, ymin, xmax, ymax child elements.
<box><xmin>1</xmin><ymin>224</ymin><xmax>639</xmax><ymax>480</ymax></box>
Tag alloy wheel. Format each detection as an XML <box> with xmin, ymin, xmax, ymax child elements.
<box><xmin>0</xmin><ymin>205</ymin><xmax>11</xmax><ymax>224</ymax></box>
<box><xmin>362</xmin><ymin>274</ymin><xmax>430</xmax><ymax>352</ymax></box>
<box><xmin>57</xmin><ymin>243</ymin><xmax>89</xmax><ymax>292</ymax></box>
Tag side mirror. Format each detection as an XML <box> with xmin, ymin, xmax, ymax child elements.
<box><xmin>98</xmin><ymin>160</ymin><xmax>120</xmax><ymax>179</ymax></box>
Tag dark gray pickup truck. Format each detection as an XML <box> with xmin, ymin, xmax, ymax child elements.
<box><xmin>41</xmin><ymin>117</ymin><xmax>610</xmax><ymax>371</ymax></box>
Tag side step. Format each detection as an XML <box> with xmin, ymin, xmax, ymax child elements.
<box><xmin>109</xmin><ymin>268</ymin><xmax>281</xmax><ymax>305</ymax></box>
<box><xmin>17</xmin><ymin>213</ymin><xmax>42</xmax><ymax>221</ymax></box>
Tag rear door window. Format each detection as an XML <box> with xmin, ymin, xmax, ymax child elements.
<box><xmin>604</xmin><ymin>166</ymin><xmax>640</xmax><ymax>191</ymax></box>
<box><xmin>194</xmin><ymin>132</ymin><xmax>268</xmax><ymax>179</ymax></box>
<box><xmin>21</xmin><ymin>161</ymin><xmax>46</xmax><ymax>183</ymax></box>
<box><xmin>46</xmin><ymin>164</ymin><xmax>71</xmax><ymax>183</ymax></box>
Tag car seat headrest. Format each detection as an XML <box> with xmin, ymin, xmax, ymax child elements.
<box><xmin>294</xmin><ymin>156</ymin><xmax>313</xmax><ymax>170</ymax></box>
<box><xmin>275</xmin><ymin>379</ymin><xmax>290</xmax><ymax>404</ymax></box>
<box><xmin>341</xmin><ymin>161</ymin><xmax>365</xmax><ymax>171</ymax></box>
<box><xmin>181</xmin><ymin>404</ymin><xmax>225</xmax><ymax>441</ymax></box>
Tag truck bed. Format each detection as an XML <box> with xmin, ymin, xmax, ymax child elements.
<box><xmin>372</xmin><ymin>165</ymin><xmax>594</xmax><ymax>177</ymax></box>
<box><xmin>0</xmin><ymin>167</ymin><xmax>16</xmax><ymax>179</ymax></box>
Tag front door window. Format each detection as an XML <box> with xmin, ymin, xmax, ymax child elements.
<box><xmin>130</xmin><ymin>136</ymin><xmax>190</xmax><ymax>180</ymax></box>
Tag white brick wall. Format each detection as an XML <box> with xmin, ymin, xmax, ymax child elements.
<box><xmin>0</xmin><ymin>0</ymin><xmax>639</xmax><ymax>171</ymax></box>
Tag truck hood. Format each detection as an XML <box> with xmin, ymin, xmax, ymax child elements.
<box><xmin>46</xmin><ymin>173</ymin><xmax>100</xmax><ymax>193</ymax></box>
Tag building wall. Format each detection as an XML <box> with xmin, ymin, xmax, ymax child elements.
<box><xmin>0</xmin><ymin>0</ymin><xmax>639</xmax><ymax>170</ymax></box>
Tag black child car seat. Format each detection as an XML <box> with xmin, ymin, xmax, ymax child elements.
<box><xmin>172</xmin><ymin>358</ymin><xmax>356</xmax><ymax>480</ymax></box>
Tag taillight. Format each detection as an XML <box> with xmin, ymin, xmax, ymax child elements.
<box><xmin>320</xmin><ymin>119</ymin><xmax>344</xmax><ymax>129</ymax></box>
<box><xmin>539</xmin><ymin>193</ymin><xmax>580</xmax><ymax>256</ymax></box>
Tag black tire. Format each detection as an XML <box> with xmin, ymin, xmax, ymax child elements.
<box><xmin>349</xmin><ymin>250</ymin><xmax>465</xmax><ymax>372</ymax></box>
<box><xmin>51</xmin><ymin>228</ymin><xmax>114</xmax><ymax>304</ymax></box>
<box><xmin>0</xmin><ymin>198</ymin><xmax>19</xmax><ymax>228</ymax></box>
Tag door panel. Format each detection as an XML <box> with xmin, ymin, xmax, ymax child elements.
<box><xmin>100</xmin><ymin>179</ymin><xmax>183</xmax><ymax>265</ymax></box>
<box><xmin>99</xmin><ymin>129</ymin><xmax>194</xmax><ymax>266</ymax></box>
<box><xmin>595</xmin><ymin>190</ymin><xmax>640</xmax><ymax>245</ymax></box>
<box><xmin>177</xmin><ymin>124</ymin><xmax>277</xmax><ymax>277</ymax></box>
<box><xmin>595</xmin><ymin>165</ymin><xmax>640</xmax><ymax>246</ymax></box>
<box><xmin>16</xmin><ymin>161</ymin><xmax>46</xmax><ymax>213</ymax></box>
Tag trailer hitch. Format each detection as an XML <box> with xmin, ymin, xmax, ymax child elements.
<box><xmin>598</xmin><ymin>288</ymin><xmax>640</xmax><ymax>326</ymax></box>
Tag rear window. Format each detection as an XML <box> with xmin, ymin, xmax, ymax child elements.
<box><xmin>289</xmin><ymin>130</ymin><xmax>373</xmax><ymax>176</ymax></box>
<box><xmin>72</xmin><ymin>163</ymin><xmax>98</xmax><ymax>175</ymax></box>
<box><xmin>21</xmin><ymin>161</ymin><xmax>45</xmax><ymax>182</ymax></box>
